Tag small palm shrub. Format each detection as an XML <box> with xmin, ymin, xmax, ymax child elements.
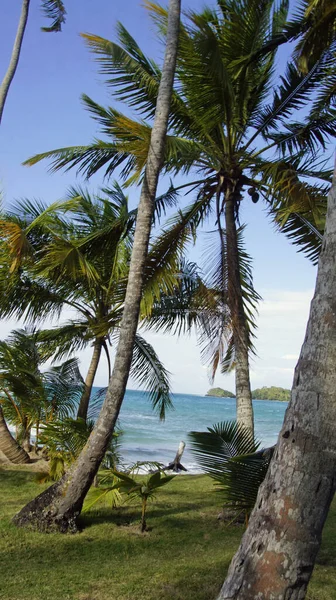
<box><xmin>39</xmin><ymin>417</ymin><xmax>122</xmax><ymax>482</ymax></box>
<box><xmin>86</xmin><ymin>461</ymin><xmax>175</xmax><ymax>531</ymax></box>
<box><xmin>189</xmin><ymin>421</ymin><xmax>273</xmax><ymax>522</ymax></box>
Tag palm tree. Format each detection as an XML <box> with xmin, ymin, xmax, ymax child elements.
<box><xmin>13</xmin><ymin>0</ymin><xmax>181</xmax><ymax>533</ymax></box>
<box><xmin>0</xmin><ymin>328</ymin><xmax>82</xmax><ymax>461</ymax></box>
<box><xmin>0</xmin><ymin>1</ymin><xmax>66</xmax><ymax>124</ymax></box>
<box><xmin>0</xmin><ymin>183</ymin><xmax>183</xmax><ymax>421</ymax></box>
<box><xmin>216</xmin><ymin>171</ymin><xmax>336</xmax><ymax>599</ymax></box>
<box><xmin>24</xmin><ymin>0</ymin><xmax>335</xmax><ymax>433</ymax></box>
<box><xmin>110</xmin><ymin>467</ymin><xmax>175</xmax><ymax>532</ymax></box>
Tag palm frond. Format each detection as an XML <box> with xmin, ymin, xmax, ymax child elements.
<box><xmin>23</xmin><ymin>141</ymin><xmax>132</xmax><ymax>181</ymax></box>
<box><xmin>42</xmin><ymin>358</ymin><xmax>84</xmax><ymax>420</ymax></box>
<box><xmin>37</xmin><ymin>324</ymin><xmax>91</xmax><ymax>360</ymax></box>
<box><xmin>131</xmin><ymin>334</ymin><xmax>173</xmax><ymax>420</ymax></box>
<box><xmin>141</xmin><ymin>187</ymin><xmax>214</xmax><ymax>316</ymax></box>
<box><xmin>81</xmin><ymin>30</ymin><xmax>192</xmax><ymax>133</ymax></box>
<box><xmin>272</xmin><ymin>210</ymin><xmax>324</xmax><ymax>264</ymax></box>
<box><xmin>142</xmin><ymin>260</ymin><xmax>208</xmax><ymax>335</ymax></box>
<box><xmin>40</xmin><ymin>0</ymin><xmax>66</xmax><ymax>33</ymax></box>
<box><xmin>189</xmin><ymin>420</ymin><xmax>271</xmax><ymax>513</ymax></box>
<box><xmin>294</xmin><ymin>1</ymin><xmax>336</xmax><ymax>73</ymax></box>
<box><xmin>199</xmin><ymin>224</ymin><xmax>260</xmax><ymax>377</ymax></box>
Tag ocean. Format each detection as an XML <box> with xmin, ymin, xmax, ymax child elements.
<box><xmin>93</xmin><ymin>389</ymin><xmax>288</xmax><ymax>473</ymax></box>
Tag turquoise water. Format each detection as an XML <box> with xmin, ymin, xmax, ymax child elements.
<box><xmin>93</xmin><ymin>389</ymin><xmax>288</xmax><ymax>473</ymax></box>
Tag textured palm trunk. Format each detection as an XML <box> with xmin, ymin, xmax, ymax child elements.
<box><xmin>0</xmin><ymin>0</ymin><xmax>30</xmax><ymax>124</ymax></box>
<box><xmin>21</xmin><ymin>424</ymin><xmax>31</xmax><ymax>453</ymax></box>
<box><xmin>12</xmin><ymin>0</ymin><xmax>181</xmax><ymax>533</ymax></box>
<box><xmin>77</xmin><ymin>339</ymin><xmax>103</xmax><ymax>421</ymax></box>
<box><xmin>0</xmin><ymin>406</ymin><xmax>30</xmax><ymax>464</ymax></box>
<box><xmin>218</xmin><ymin>173</ymin><xmax>336</xmax><ymax>599</ymax></box>
<box><xmin>225</xmin><ymin>196</ymin><xmax>254</xmax><ymax>434</ymax></box>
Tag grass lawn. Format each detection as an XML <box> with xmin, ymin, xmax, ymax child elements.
<box><xmin>0</xmin><ymin>466</ymin><xmax>335</xmax><ymax>600</ymax></box>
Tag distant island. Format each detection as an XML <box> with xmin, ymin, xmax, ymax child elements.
<box><xmin>251</xmin><ymin>386</ymin><xmax>290</xmax><ymax>402</ymax></box>
<box><xmin>206</xmin><ymin>387</ymin><xmax>235</xmax><ymax>398</ymax></box>
<box><xmin>206</xmin><ymin>386</ymin><xmax>290</xmax><ymax>401</ymax></box>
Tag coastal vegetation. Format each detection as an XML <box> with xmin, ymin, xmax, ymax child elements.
<box><xmin>206</xmin><ymin>387</ymin><xmax>290</xmax><ymax>401</ymax></box>
<box><xmin>0</xmin><ymin>328</ymin><xmax>83</xmax><ymax>463</ymax></box>
<box><xmin>10</xmin><ymin>0</ymin><xmax>182</xmax><ymax>533</ymax></box>
<box><xmin>25</xmin><ymin>0</ymin><xmax>335</xmax><ymax>438</ymax></box>
<box><xmin>251</xmin><ymin>386</ymin><xmax>290</xmax><ymax>401</ymax></box>
<box><xmin>206</xmin><ymin>388</ymin><xmax>235</xmax><ymax>398</ymax></box>
<box><xmin>189</xmin><ymin>421</ymin><xmax>272</xmax><ymax>519</ymax></box>
<box><xmin>0</xmin><ymin>186</ymin><xmax>179</xmax><ymax>422</ymax></box>
<box><xmin>219</xmin><ymin>165</ymin><xmax>336</xmax><ymax>599</ymax></box>
<box><xmin>0</xmin><ymin>0</ymin><xmax>336</xmax><ymax>597</ymax></box>
<box><xmin>0</xmin><ymin>466</ymin><xmax>335</xmax><ymax>600</ymax></box>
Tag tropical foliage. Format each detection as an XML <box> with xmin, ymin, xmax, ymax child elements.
<box><xmin>40</xmin><ymin>0</ymin><xmax>66</xmax><ymax>33</ymax></box>
<box><xmin>247</xmin><ymin>0</ymin><xmax>336</xmax><ymax>74</ymax></box>
<box><xmin>189</xmin><ymin>421</ymin><xmax>273</xmax><ymax>519</ymax></box>
<box><xmin>109</xmin><ymin>463</ymin><xmax>175</xmax><ymax>532</ymax></box>
<box><xmin>0</xmin><ymin>185</ymin><xmax>186</xmax><ymax>421</ymax></box>
<box><xmin>0</xmin><ymin>328</ymin><xmax>83</xmax><ymax>454</ymax></box>
<box><xmin>38</xmin><ymin>416</ymin><xmax>122</xmax><ymax>481</ymax></box>
<box><xmin>23</xmin><ymin>0</ymin><xmax>336</xmax><ymax>433</ymax></box>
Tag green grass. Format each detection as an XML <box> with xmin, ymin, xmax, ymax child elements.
<box><xmin>0</xmin><ymin>467</ymin><xmax>335</xmax><ymax>600</ymax></box>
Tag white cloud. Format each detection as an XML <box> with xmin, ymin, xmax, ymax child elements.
<box><xmin>282</xmin><ymin>354</ymin><xmax>298</xmax><ymax>360</ymax></box>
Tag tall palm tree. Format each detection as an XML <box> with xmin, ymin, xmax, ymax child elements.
<box><xmin>0</xmin><ymin>1</ymin><xmax>66</xmax><ymax>124</ymax></box>
<box><xmin>13</xmin><ymin>0</ymin><xmax>181</xmax><ymax>533</ymax></box>
<box><xmin>216</xmin><ymin>171</ymin><xmax>336</xmax><ymax>599</ymax></box>
<box><xmin>24</xmin><ymin>0</ymin><xmax>335</xmax><ymax>433</ymax></box>
<box><xmin>0</xmin><ymin>183</ymin><xmax>181</xmax><ymax>421</ymax></box>
<box><xmin>0</xmin><ymin>328</ymin><xmax>82</xmax><ymax>461</ymax></box>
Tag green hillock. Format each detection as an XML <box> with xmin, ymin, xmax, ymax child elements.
<box><xmin>206</xmin><ymin>387</ymin><xmax>235</xmax><ymax>398</ymax></box>
<box><xmin>251</xmin><ymin>386</ymin><xmax>290</xmax><ymax>401</ymax></box>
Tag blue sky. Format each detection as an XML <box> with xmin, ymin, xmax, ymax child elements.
<box><xmin>0</xmin><ymin>0</ymin><xmax>320</xmax><ymax>394</ymax></box>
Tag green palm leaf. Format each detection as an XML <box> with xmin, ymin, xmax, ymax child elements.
<box><xmin>41</xmin><ymin>0</ymin><xmax>66</xmax><ymax>33</ymax></box>
<box><xmin>131</xmin><ymin>334</ymin><xmax>172</xmax><ymax>420</ymax></box>
<box><xmin>189</xmin><ymin>421</ymin><xmax>272</xmax><ymax>513</ymax></box>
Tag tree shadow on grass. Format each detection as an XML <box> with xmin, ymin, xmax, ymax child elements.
<box><xmin>81</xmin><ymin>493</ymin><xmax>222</xmax><ymax>529</ymax></box>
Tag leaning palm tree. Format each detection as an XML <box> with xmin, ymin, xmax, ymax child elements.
<box><xmin>0</xmin><ymin>405</ymin><xmax>30</xmax><ymax>464</ymax></box>
<box><xmin>0</xmin><ymin>1</ymin><xmax>66</xmax><ymax>124</ymax></box>
<box><xmin>24</xmin><ymin>0</ymin><xmax>335</xmax><ymax>433</ymax></box>
<box><xmin>0</xmin><ymin>183</ymin><xmax>180</xmax><ymax>421</ymax></box>
<box><xmin>13</xmin><ymin>0</ymin><xmax>181</xmax><ymax>532</ymax></box>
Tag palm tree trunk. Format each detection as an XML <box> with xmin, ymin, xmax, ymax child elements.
<box><xmin>141</xmin><ymin>496</ymin><xmax>148</xmax><ymax>532</ymax></box>
<box><xmin>12</xmin><ymin>0</ymin><xmax>181</xmax><ymax>533</ymax></box>
<box><xmin>21</xmin><ymin>424</ymin><xmax>31</xmax><ymax>453</ymax></box>
<box><xmin>0</xmin><ymin>0</ymin><xmax>30</xmax><ymax>125</ymax></box>
<box><xmin>225</xmin><ymin>195</ymin><xmax>254</xmax><ymax>434</ymax></box>
<box><xmin>218</xmin><ymin>172</ymin><xmax>336</xmax><ymax>599</ymax></box>
<box><xmin>77</xmin><ymin>339</ymin><xmax>103</xmax><ymax>421</ymax></box>
<box><xmin>0</xmin><ymin>406</ymin><xmax>30</xmax><ymax>464</ymax></box>
<box><xmin>34</xmin><ymin>417</ymin><xmax>40</xmax><ymax>453</ymax></box>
